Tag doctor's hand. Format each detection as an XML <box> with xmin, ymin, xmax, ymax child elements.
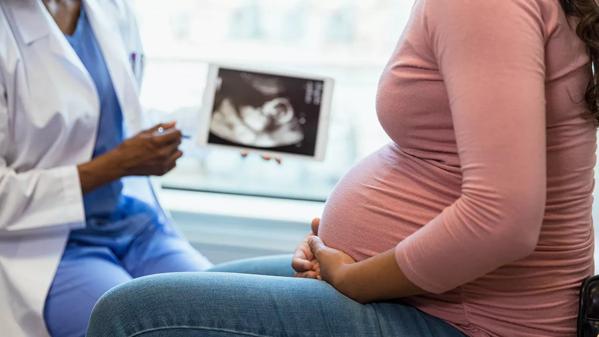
<box><xmin>113</xmin><ymin>122</ymin><xmax>183</xmax><ymax>177</ymax></box>
<box><xmin>292</xmin><ymin>218</ymin><xmax>321</xmax><ymax>279</ymax></box>
<box><xmin>77</xmin><ymin>122</ymin><xmax>183</xmax><ymax>193</ymax></box>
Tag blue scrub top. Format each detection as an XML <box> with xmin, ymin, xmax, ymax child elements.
<box><xmin>66</xmin><ymin>8</ymin><xmax>158</xmax><ymax>237</ymax></box>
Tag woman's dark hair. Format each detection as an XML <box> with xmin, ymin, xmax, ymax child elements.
<box><xmin>560</xmin><ymin>0</ymin><xmax>599</xmax><ymax>125</ymax></box>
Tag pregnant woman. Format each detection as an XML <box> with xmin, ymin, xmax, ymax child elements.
<box><xmin>87</xmin><ymin>0</ymin><xmax>596</xmax><ymax>336</ymax></box>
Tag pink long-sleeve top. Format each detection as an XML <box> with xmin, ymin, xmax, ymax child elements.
<box><xmin>318</xmin><ymin>0</ymin><xmax>596</xmax><ymax>336</ymax></box>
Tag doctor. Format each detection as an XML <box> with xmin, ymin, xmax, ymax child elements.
<box><xmin>0</xmin><ymin>0</ymin><xmax>214</xmax><ymax>336</ymax></box>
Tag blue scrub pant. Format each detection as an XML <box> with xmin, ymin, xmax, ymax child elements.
<box><xmin>44</xmin><ymin>222</ymin><xmax>211</xmax><ymax>337</ymax></box>
<box><xmin>87</xmin><ymin>255</ymin><xmax>466</xmax><ymax>337</ymax></box>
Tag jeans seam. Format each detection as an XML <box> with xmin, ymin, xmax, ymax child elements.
<box><xmin>370</xmin><ymin>303</ymin><xmax>386</xmax><ymax>337</ymax></box>
<box><xmin>129</xmin><ymin>326</ymin><xmax>271</xmax><ymax>337</ymax></box>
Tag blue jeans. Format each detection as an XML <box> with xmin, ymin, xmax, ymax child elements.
<box><xmin>87</xmin><ymin>255</ymin><xmax>465</xmax><ymax>337</ymax></box>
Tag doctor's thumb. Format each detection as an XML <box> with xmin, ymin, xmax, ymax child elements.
<box><xmin>142</xmin><ymin>121</ymin><xmax>177</xmax><ymax>135</ymax></box>
<box><xmin>160</xmin><ymin>121</ymin><xmax>177</xmax><ymax>129</ymax></box>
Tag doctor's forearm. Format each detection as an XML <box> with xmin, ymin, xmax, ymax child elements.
<box><xmin>77</xmin><ymin>153</ymin><xmax>125</xmax><ymax>194</ymax></box>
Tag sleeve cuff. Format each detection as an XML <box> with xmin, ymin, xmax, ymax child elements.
<box><xmin>60</xmin><ymin>166</ymin><xmax>86</xmax><ymax>230</ymax></box>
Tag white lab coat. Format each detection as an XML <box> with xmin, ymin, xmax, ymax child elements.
<box><xmin>0</xmin><ymin>1</ymin><xmax>166</xmax><ymax>336</ymax></box>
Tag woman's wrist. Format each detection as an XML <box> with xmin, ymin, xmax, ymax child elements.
<box><xmin>331</xmin><ymin>263</ymin><xmax>363</xmax><ymax>301</ymax></box>
<box><xmin>335</xmin><ymin>249</ymin><xmax>424</xmax><ymax>304</ymax></box>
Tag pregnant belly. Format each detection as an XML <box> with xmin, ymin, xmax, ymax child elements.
<box><xmin>319</xmin><ymin>144</ymin><xmax>462</xmax><ymax>261</ymax></box>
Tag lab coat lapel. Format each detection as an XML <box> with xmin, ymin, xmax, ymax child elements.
<box><xmin>8</xmin><ymin>0</ymin><xmax>96</xmax><ymax>95</ymax></box>
<box><xmin>5</xmin><ymin>0</ymin><xmax>47</xmax><ymax>44</ymax></box>
<box><xmin>84</xmin><ymin>0</ymin><xmax>144</xmax><ymax>135</ymax></box>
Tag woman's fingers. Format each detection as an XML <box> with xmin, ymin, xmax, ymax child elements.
<box><xmin>292</xmin><ymin>237</ymin><xmax>316</xmax><ymax>272</ymax></box>
<box><xmin>308</xmin><ymin>235</ymin><xmax>326</xmax><ymax>259</ymax></box>
<box><xmin>295</xmin><ymin>270</ymin><xmax>320</xmax><ymax>279</ymax></box>
<box><xmin>311</xmin><ymin>218</ymin><xmax>320</xmax><ymax>235</ymax></box>
<box><xmin>291</xmin><ymin>256</ymin><xmax>313</xmax><ymax>273</ymax></box>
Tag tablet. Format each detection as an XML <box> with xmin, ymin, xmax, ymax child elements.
<box><xmin>197</xmin><ymin>64</ymin><xmax>334</xmax><ymax>160</ymax></box>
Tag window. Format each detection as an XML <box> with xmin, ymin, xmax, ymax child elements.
<box><xmin>132</xmin><ymin>1</ymin><xmax>410</xmax><ymax>200</ymax></box>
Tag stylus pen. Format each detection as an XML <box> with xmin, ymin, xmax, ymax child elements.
<box><xmin>156</xmin><ymin>127</ymin><xmax>191</xmax><ymax>139</ymax></box>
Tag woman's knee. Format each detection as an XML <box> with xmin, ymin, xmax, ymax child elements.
<box><xmin>88</xmin><ymin>272</ymin><xmax>255</xmax><ymax>337</ymax></box>
<box><xmin>87</xmin><ymin>272</ymin><xmax>339</xmax><ymax>337</ymax></box>
<box><xmin>87</xmin><ymin>280</ymin><xmax>140</xmax><ymax>337</ymax></box>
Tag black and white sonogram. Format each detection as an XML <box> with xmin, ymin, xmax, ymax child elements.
<box><xmin>202</xmin><ymin>66</ymin><xmax>332</xmax><ymax>159</ymax></box>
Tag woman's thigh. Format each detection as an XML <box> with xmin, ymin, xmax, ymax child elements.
<box><xmin>207</xmin><ymin>254</ymin><xmax>294</xmax><ymax>277</ymax></box>
<box><xmin>45</xmin><ymin>244</ymin><xmax>133</xmax><ymax>337</ymax></box>
<box><xmin>87</xmin><ymin>272</ymin><xmax>464</xmax><ymax>337</ymax></box>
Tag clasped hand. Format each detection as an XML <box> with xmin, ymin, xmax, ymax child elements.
<box><xmin>292</xmin><ymin>218</ymin><xmax>359</xmax><ymax>299</ymax></box>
